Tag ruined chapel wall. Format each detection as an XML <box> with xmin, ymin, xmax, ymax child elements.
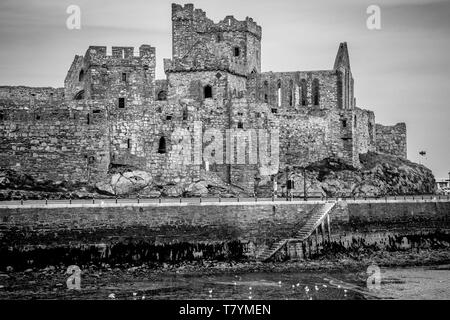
<box><xmin>0</xmin><ymin>101</ymin><xmax>110</xmax><ymax>183</ymax></box>
<box><xmin>375</xmin><ymin>123</ymin><xmax>407</xmax><ymax>159</ymax></box>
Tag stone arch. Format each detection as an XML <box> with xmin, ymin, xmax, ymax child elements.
<box><xmin>157</xmin><ymin>90</ymin><xmax>167</xmax><ymax>101</ymax></box>
<box><xmin>73</xmin><ymin>90</ymin><xmax>84</xmax><ymax>100</ymax></box>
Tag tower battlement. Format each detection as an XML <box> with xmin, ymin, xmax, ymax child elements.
<box><xmin>84</xmin><ymin>45</ymin><xmax>155</xmax><ymax>66</ymax></box>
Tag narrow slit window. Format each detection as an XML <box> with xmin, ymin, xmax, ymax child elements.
<box><xmin>122</xmin><ymin>73</ymin><xmax>127</xmax><ymax>82</ymax></box>
<box><xmin>312</xmin><ymin>78</ymin><xmax>320</xmax><ymax>106</ymax></box>
<box><xmin>301</xmin><ymin>79</ymin><xmax>307</xmax><ymax>106</ymax></box>
<box><xmin>78</xmin><ymin>70</ymin><xmax>84</xmax><ymax>82</ymax></box>
<box><xmin>234</xmin><ymin>47</ymin><xmax>240</xmax><ymax>57</ymax></box>
<box><xmin>263</xmin><ymin>80</ymin><xmax>269</xmax><ymax>103</ymax></box>
<box><xmin>158</xmin><ymin>137</ymin><xmax>166</xmax><ymax>154</ymax></box>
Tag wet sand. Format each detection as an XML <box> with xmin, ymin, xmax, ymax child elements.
<box><xmin>0</xmin><ymin>248</ymin><xmax>448</xmax><ymax>300</ymax></box>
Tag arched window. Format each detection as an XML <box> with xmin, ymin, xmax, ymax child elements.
<box><xmin>158</xmin><ymin>136</ymin><xmax>166</xmax><ymax>154</ymax></box>
<box><xmin>301</xmin><ymin>79</ymin><xmax>307</xmax><ymax>106</ymax></box>
<box><xmin>157</xmin><ymin>90</ymin><xmax>167</xmax><ymax>101</ymax></box>
<box><xmin>204</xmin><ymin>85</ymin><xmax>212</xmax><ymax>99</ymax></box>
<box><xmin>74</xmin><ymin>90</ymin><xmax>84</xmax><ymax>100</ymax></box>
<box><xmin>289</xmin><ymin>80</ymin><xmax>294</xmax><ymax>107</ymax></box>
<box><xmin>277</xmin><ymin>80</ymin><xmax>282</xmax><ymax>107</ymax></box>
<box><xmin>312</xmin><ymin>78</ymin><xmax>320</xmax><ymax>106</ymax></box>
<box><xmin>78</xmin><ymin>70</ymin><xmax>84</xmax><ymax>82</ymax></box>
<box><xmin>263</xmin><ymin>80</ymin><xmax>269</xmax><ymax>103</ymax></box>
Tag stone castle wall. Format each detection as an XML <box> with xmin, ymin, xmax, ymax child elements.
<box><xmin>376</xmin><ymin>123</ymin><xmax>407</xmax><ymax>158</ymax></box>
<box><xmin>0</xmin><ymin>3</ymin><xmax>408</xmax><ymax>192</ymax></box>
<box><xmin>0</xmin><ymin>100</ymin><xmax>110</xmax><ymax>183</ymax></box>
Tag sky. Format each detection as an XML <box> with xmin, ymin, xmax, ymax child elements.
<box><xmin>0</xmin><ymin>0</ymin><xmax>449</xmax><ymax>178</ymax></box>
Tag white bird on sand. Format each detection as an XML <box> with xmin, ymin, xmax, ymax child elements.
<box><xmin>208</xmin><ymin>289</ymin><xmax>213</xmax><ymax>294</ymax></box>
<box><xmin>296</xmin><ymin>283</ymin><xmax>300</xmax><ymax>287</ymax></box>
<box><xmin>292</xmin><ymin>285</ymin><xmax>295</xmax><ymax>289</ymax></box>
<box><xmin>304</xmin><ymin>286</ymin><xmax>309</xmax><ymax>292</ymax></box>
<box><xmin>322</xmin><ymin>284</ymin><xmax>327</xmax><ymax>288</ymax></box>
<box><xmin>249</xmin><ymin>287</ymin><xmax>252</xmax><ymax>291</ymax></box>
<box><xmin>108</xmin><ymin>293</ymin><xmax>115</xmax><ymax>299</ymax></box>
<box><xmin>278</xmin><ymin>281</ymin><xmax>282</xmax><ymax>285</ymax></box>
<box><xmin>315</xmin><ymin>285</ymin><xmax>319</xmax><ymax>291</ymax></box>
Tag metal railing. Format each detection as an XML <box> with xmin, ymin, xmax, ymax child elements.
<box><xmin>0</xmin><ymin>192</ymin><xmax>449</xmax><ymax>207</ymax></box>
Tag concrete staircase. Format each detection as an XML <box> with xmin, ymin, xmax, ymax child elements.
<box><xmin>256</xmin><ymin>201</ymin><xmax>337</xmax><ymax>262</ymax></box>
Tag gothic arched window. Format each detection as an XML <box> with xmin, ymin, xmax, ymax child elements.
<box><xmin>301</xmin><ymin>79</ymin><xmax>307</xmax><ymax>106</ymax></box>
<box><xmin>78</xmin><ymin>69</ymin><xmax>84</xmax><ymax>82</ymax></box>
<box><xmin>289</xmin><ymin>80</ymin><xmax>294</xmax><ymax>107</ymax></box>
<box><xmin>263</xmin><ymin>80</ymin><xmax>269</xmax><ymax>103</ymax></box>
<box><xmin>312</xmin><ymin>78</ymin><xmax>320</xmax><ymax>106</ymax></box>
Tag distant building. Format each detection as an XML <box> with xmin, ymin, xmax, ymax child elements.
<box><xmin>436</xmin><ymin>179</ymin><xmax>450</xmax><ymax>190</ymax></box>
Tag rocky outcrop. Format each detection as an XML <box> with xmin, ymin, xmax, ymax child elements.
<box><xmin>0</xmin><ymin>152</ymin><xmax>436</xmax><ymax>200</ymax></box>
<box><xmin>93</xmin><ymin>168</ymin><xmax>243</xmax><ymax>197</ymax></box>
<box><xmin>270</xmin><ymin>152</ymin><xmax>436</xmax><ymax>198</ymax></box>
<box><xmin>0</xmin><ymin>168</ymin><xmax>97</xmax><ymax>200</ymax></box>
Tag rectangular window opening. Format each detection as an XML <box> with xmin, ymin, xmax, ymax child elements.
<box><xmin>118</xmin><ymin>98</ymin><xmax>125</xmax><ymax>108</ymax></box>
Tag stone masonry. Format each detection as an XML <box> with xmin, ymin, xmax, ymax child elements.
<box><xmin>0</xmin><ymin>3</ymin><xmax>407</xmax><ymax>193</ymax></box>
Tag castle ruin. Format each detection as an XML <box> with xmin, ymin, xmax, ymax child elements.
<box><xmin>0</xmin><ymin>3</ymin><xmax>407</xmax><ymax>194</ymax></box>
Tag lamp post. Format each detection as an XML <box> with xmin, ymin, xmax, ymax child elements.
<box><xmin>303</xmin><ymin>167</ymin><xmax>307</xmax><ymax>201</ymax></box>
<box><xmin>419</xmin><ymin>150</ymin><xmax>426</xmax><ymax>165</ymax></box>
<box><xmin>448</xmin><ymin>171</ymin><xmax>450</xmax><ymax>188</ymax></box>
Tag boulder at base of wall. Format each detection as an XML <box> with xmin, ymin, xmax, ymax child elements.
<box><xmin>95</xmin><ymin>170</ymin><xmax>153</xmax><ymax>196</ymax></box>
